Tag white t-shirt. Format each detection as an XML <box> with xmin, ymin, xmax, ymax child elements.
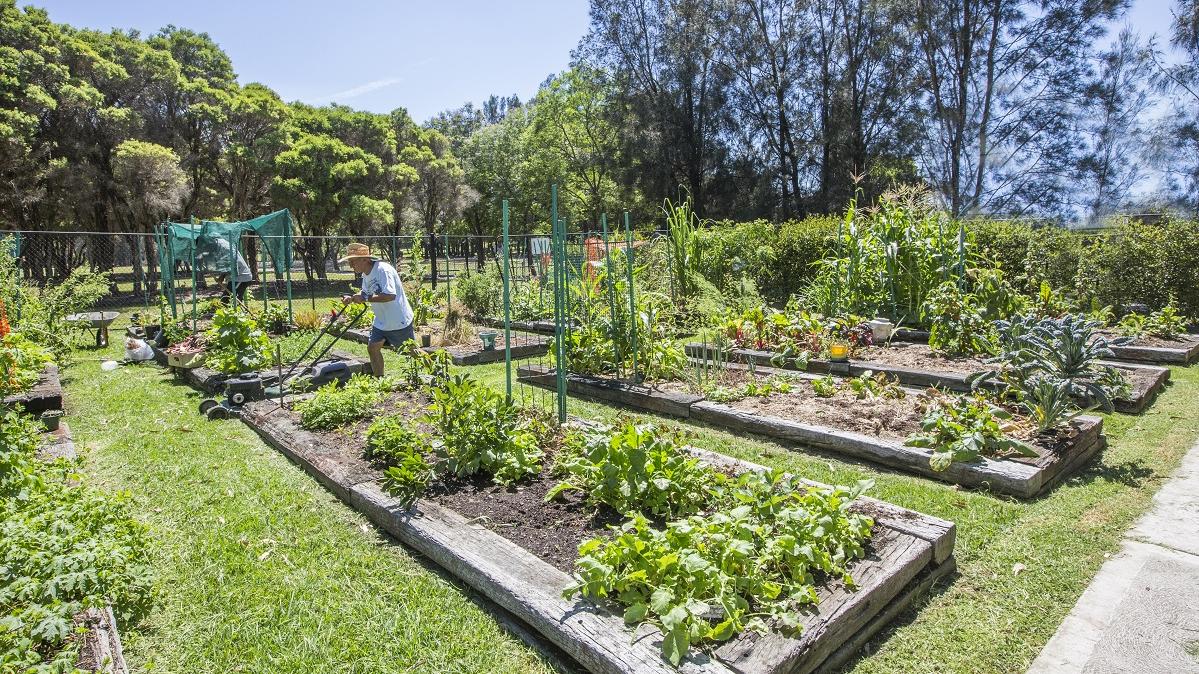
<box><xmin>360</xmin><ymin>259</ymin><xmax>413</xmax><ymax>330</ymax></box>
<box><xmin>211</xmin><ymin>237</ymin><xmax>252</xmax><ymax>282</ymax></box>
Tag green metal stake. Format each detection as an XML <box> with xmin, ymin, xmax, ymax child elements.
<box><xmin>444</xmin><ymin>232</ymin><xmax>452</xmax><ymax>310</ymax></box>
<box><xmin>166</xmin><ymin>225</ymin><xmax>177</xmax><ymax>319</ymax></box>
<box><xmin>261</xmin><ymin>234</ymin><xmax>268</xmax><ymax>311</ymax></box>
<box><xmin>189</xmin><ymin>224</ymin><xmax>197</xmax><ymax>333</ymax></box>
<box><xmin>552</xmin><ymin>185</ymin><xmax>566</xmax><ymax>423</ymax></box>
<box><xmin>624</xmin><ymin>211</ymin><xmax>637</xmax><ymax>382</ymax></box>
<box><xmin>284</xmin><ymin>219</ymin><xmax>293</xmax><ymax>323</ymax></box>
<box><xmin>601</xmin><ymin>214</ymin><xmax>619</xmax><ymax>377</ymax></box>
<box><xmin>502</xmin><ymin>199</ymin><xmax>512</xmax><ymax>402</ymax></box>
<box><xmin>227</xmin><ymin>226</ymin><xmax>237</xmax><ymax>309</ymax></box>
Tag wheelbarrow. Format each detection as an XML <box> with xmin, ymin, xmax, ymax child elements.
<box><xmin>66</xmin><ymin>311</ymin><xmax>120</xmax><ymax>348</ymax></box>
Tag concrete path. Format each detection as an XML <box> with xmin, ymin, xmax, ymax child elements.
<box><xmin>1028</xmin><ymin>440</ymin><xmax>1199</xmax><ymax>673</ymax></box>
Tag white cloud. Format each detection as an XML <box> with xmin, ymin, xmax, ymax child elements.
<box><xmin>320</xmin><ymin>77</ymin><xmax>404</xmax><ymax>102</ymax></box>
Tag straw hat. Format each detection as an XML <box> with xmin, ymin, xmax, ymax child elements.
<box><xmin>338</xmin><ymin>242</ymin><xmax>375</xmax><ymax>263</ymax></box>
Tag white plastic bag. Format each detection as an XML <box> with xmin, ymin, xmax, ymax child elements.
<box><xmin>124</xmin><ymin>338</ymin><xmax>155</xmax><ymax>362</ymax></box>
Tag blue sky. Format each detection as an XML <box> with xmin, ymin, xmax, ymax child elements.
<box><xmin>25</xmin><ymin>0</ymin><xmax>591</xmax><ymax>122</ymax></box>
<box><xmin>23</xmin><ymin>0</ymin><xmax>1179</xmax><ymax>124</ymax></box>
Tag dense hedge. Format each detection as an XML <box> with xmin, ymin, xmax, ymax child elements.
<box><xmin>698</xmin><ymin>216</ymin><xmax>1199</xmax><ymax>317</ymax></box>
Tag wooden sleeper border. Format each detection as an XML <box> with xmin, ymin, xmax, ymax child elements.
<box><xmin>683</xmin><ymin>344</ymin><xmax>1169</xmax><ymax>415</ymax></box>
<box><xmin>516</xmin><ymin>364</ymin><xmax>1105</xmax><ymax>499</ymax></box>
<box><xmin>3</xmin><ymin>364</ymin><xmax>64</xmax><ymax>415</ymax></box>
<box><xmin>239</xmin><ymin>400</ymin><xmax>955</xmax><ymax>674</ymax></box>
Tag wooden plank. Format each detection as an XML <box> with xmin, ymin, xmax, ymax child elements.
<box><xmin>518</xmin><ymin>364</ymin><xmax>702</xmax><ymax>418</ymax></box>
<box><xmin>77</xmin><ymin>606</ymin><xmax>129</xmax><ymax>674</ymax></box>
<box><xmin>3</xmin><ymin>364</ymin><xmax>63</xmax><ymax>415</ymax></box>
<box><xmin>240</xmin><ymin>400</ymin><xmax>957</xmax><ymax>674</ymax></box>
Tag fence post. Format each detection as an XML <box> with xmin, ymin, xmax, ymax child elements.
<box><xmin>261</xmin><ymin>235</ymin><xmax>268</xmax><ymax>311</ymax></box>
<box><xmin>601</xmin><ymin>214</ymin><xmax>620</xmax><ymax>377</ymax></box>
<box><xmin>624</xmin><ymin>211</ymin><xmax>637</xmax><ymax>382</ymax></box>
<box><xmin>502</xmin><ymin>199</ymin><xmax>512</xmax><ymax>402</ymax></box>
<box><xmin>166</xmin><ymin>225</ymin><xmax>178</xmax><ymax>319</ymax></box>
<box><xmin>444</xmin><ymin>232</ymin><xmax>452</xmax><ymax>310</ymax></box>
<box><xmin>189</xmin><ymin>224</ymin><xmax>197</xmax><ymax>333</ymax></box>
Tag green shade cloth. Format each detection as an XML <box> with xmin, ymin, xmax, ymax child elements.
<box><xmin>159</xmin><ymin>209</ymin><xmax>293</xmax><ymax>284</ymax></box>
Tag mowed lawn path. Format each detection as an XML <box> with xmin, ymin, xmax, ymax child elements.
<box><xmin>63</xmin><ymin>318</ymin><xmax>1199</xmax><ymax>673</ymax></box>
<box><xmin>63</xmin><ymin>340</ymin><xmax>556</xmax><ymax>674</ymax></box>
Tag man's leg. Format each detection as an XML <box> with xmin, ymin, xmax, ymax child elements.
<box><xmin>367</xmin><ymin>340</ymin><xmax>385</xmax><ymax>377</ymax></box>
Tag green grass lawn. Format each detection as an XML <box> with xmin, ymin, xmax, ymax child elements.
<box><xmin>63</xmin><ymin>312</ymin><xmax>1199</xmax><ymax>673</ymax></box>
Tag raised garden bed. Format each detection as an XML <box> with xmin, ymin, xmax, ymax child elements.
<box><xmin>343</xmin><ymin>327</ymin><xmax>550</xmax><ymax>366</ymax></box>
<box><xmin>239</xmin><ymin>396</ymin><xmax>956</xmax><ymax>674</ymax></box>
<box><xmin>684</xmin><ymin>343</ymin><xmax>1168</xmax><ymax>415</ymax></box>
<box><xmin>3</xmin><ymin>364</ymin><xmax>64</xmax><ymax>415</ymax></box>
<box><xmin>892</xmin><ymin>327</ymin><xmax>1199</xmax><ymax>366</ymax></box>
<box><xmin>516</xmin><ymin>364</ymin><xmax>1104</xmax><ymax>499</ymax></box>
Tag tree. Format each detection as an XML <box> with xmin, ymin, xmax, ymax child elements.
<box><xmin>912</xmin><ymin>0</ymin><xmax>1127</xmax><ymax>217</ymax></box>
<box><xmin>529</xmin><ymin>67</ymin><xmax>621</xmax><ymax>225</ymax></box>
<box><xmin>1076</xmin><ymin>29</ymin><xmax>1154</xmax><ymax>222</ymax></box>
<box><xmin>112</xmin><ymin>140</ymin><xmax>188</xmax><ymax>293</ymax></box>
<box><xmin>404</xmin><ymin>128</ymin><xmax>472</xmax><ymax>287</ymax></box>
<box><xmin>213</xmin><ymin>83</ymin><xmax>289</xmax><ymax>220</ymax></box>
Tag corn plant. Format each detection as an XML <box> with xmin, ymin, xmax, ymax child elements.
<box><xmin>663</xmin><ymin>194</ymin><xmax>705</xmax><ymax>304</ymax></box>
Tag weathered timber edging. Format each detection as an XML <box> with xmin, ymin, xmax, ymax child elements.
<box><xmin>343</xmin><ymin>327</ymin><xmax>551</xmax><ymax>366</ymax></box>
<box><xmin>3</xmin><ymin>364</ymin><xmax>64</xmax><ymax>415</ymax></box>
<box><xmin>518</xmin><ymin>364</ymin><xmax>1104</xmax><ymax>498</ymax></box>
<box><xmin>891</xmin><ymin>327</ymin><xmax>1199</xmax><ymax>366</ymax></box>
<box><xmin>683</xmin><ymin>343</ymin><xmax>1168</xmax><ymax>415</ymax></box>
<box><xmin>240</xmin><ymin>400</ymin><xmax>956</xmax><ymax>674</ymax></box>
<box><xmin>479</xmin><ymin>316</ymin><xmax>558</xmax><ymax>336</ymax></box>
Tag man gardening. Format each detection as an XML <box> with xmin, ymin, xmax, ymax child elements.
<box><xmin>339</xmin><ymin>243</ymin><xmax>414</xmax><ymax>377</ymax></box>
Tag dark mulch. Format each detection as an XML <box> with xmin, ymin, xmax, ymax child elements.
<box><xmin>425</xmin><ymin>471</ymin><xmax>624</xmax><ymax>573</ymax></box>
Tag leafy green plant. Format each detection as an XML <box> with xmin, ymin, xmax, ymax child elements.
<box><xmin>203</xmin><ymin>308</ymin><xmax>272</xmax><ymax>375</ymax></box>
<box><xmin>845</xmin><ymin>370</ymin><xmax>906</xmax><ymax>400</ymax></box>
<box><xmin>811</xmin><ymin>376</ymin><xmax>838</xmax><ymax>398</ymax></box>
<box><xmin>970</xmin><ymin>267</ymin><xmax>1027</xmax><ymax>322</ymax></box>
<box><xmin>701</xmin><ymin>374</ymin><xmax>795</xmax><ymax>403</ymax></box>
<box><xmin>0</xmin><ymin>332</ymin><xmax>53</xmax><ymax>398</ymax></box>
<box><xmin>365</xmin><ymin>416</ymin><xmax>434</xmax><ymax>506</ymax></box>
<box><xmin>906</xmin><ymin>394</ymin><xmax>1037</xmax><ymax>471</ymax></box>
<box><xmin>1023</xmin><ymin>375</ymin><xmax>1083</xmax><ymax>433</ymax></box>
<box><xmin>1030</xmin><ymin>280</ymin><xmax>1075</xmax><ymax>318</ymax></box>
<box><xmin>978</xmin><ymin>314</ymin><xmax>1128</xmax><ymax>411</ymax></box>
<box><xmin>427</xmin><ymin>374</ymin><xmax>543</xmax><ymax>485</ymax></box>
<box><xmin>254</xmin><ymin>303</ymin><xmax>292</xmax><ymax>334</ymax></box>
<box><xmin>548</xmin><ymin>422</ymin><xmax>719</xmax><ymax>518</ymax></box>
<box><xmin>0</xmin><ymin>410</ymin><xmax>153</xmax><ymax>671</ymax></box>
<box><xmin>454</xmin><ymin>266</ymin><xmax>502</xmax><ymax>318</ymax></box>
<box><xmin>1146</xmin><ymin>301</ymin><xmax>1190</xmax><ymax>339</ymax></box>
<box><xmin>923</xmin><ymin>281</ymin><xmax>994</xmax><ymax>356</ymax></box>
<box><xmin>295</xmin><ymin>374</ymin><xmax>394</xmax><ymax>431</ymax></box>
<box><xmin>1116</xmin><ymin>312</ymin><xmax>1148</xmax><ymax>338</ymax></box>
<box><xmin>664</xmin><ymin>193</ymin><xmax>706</xmax><ymax>303</ymax></box>
<box><xmin>566</xmin><ymin>471</ymin><xmax>874</xmax><ymax>665</ymax></box>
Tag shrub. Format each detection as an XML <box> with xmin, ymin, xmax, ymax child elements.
<box><xmin>365</xmin><ymin>416</ymin><xmax>434</xmax><ymax>506</ymax></box>
<box><xmin>454</xmin><ymin>266</ymin><xmax>501</xmax><ymax>318</ymax></box>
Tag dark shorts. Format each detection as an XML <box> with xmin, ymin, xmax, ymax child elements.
<box><xmin>370</xmin><ymin>323</ymin><xmax>415</xmax><ymax>347</ymax></box>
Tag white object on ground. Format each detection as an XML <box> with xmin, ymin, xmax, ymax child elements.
<box><xmin>124</xmin><ymin>338</ymin><xmax>155</xmax><ymax>362</ymax></box>
<box><xmin>100</xmin><ymin>360</ymin><xmax>121</xmax><ymax>372</ymax></box>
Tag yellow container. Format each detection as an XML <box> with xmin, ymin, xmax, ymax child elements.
<box><xmin>829</xmin><ymin>342</ymin><xmax>850</xmax><ymax>361</ymax></box>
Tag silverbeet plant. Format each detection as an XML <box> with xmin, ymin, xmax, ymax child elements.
<box><xmin>428</xmin><ymin>374</ymin><xmax>543</xmax><ymax>485</ymax></box>
<box><xmin>546</xmin><ymin>422</ymin><xmax>720</xmax><ymax>519</ymax></box>
<box><xmin>565</xmin><ymin>471</ymin><xmax>874</xmax><ymax>666</ymax></box>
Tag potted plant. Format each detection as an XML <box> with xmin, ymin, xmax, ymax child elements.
<box><xmin>41</xmin><ymin>409</ymin><xmax>63</xmax><ymax>432</ymax></box>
